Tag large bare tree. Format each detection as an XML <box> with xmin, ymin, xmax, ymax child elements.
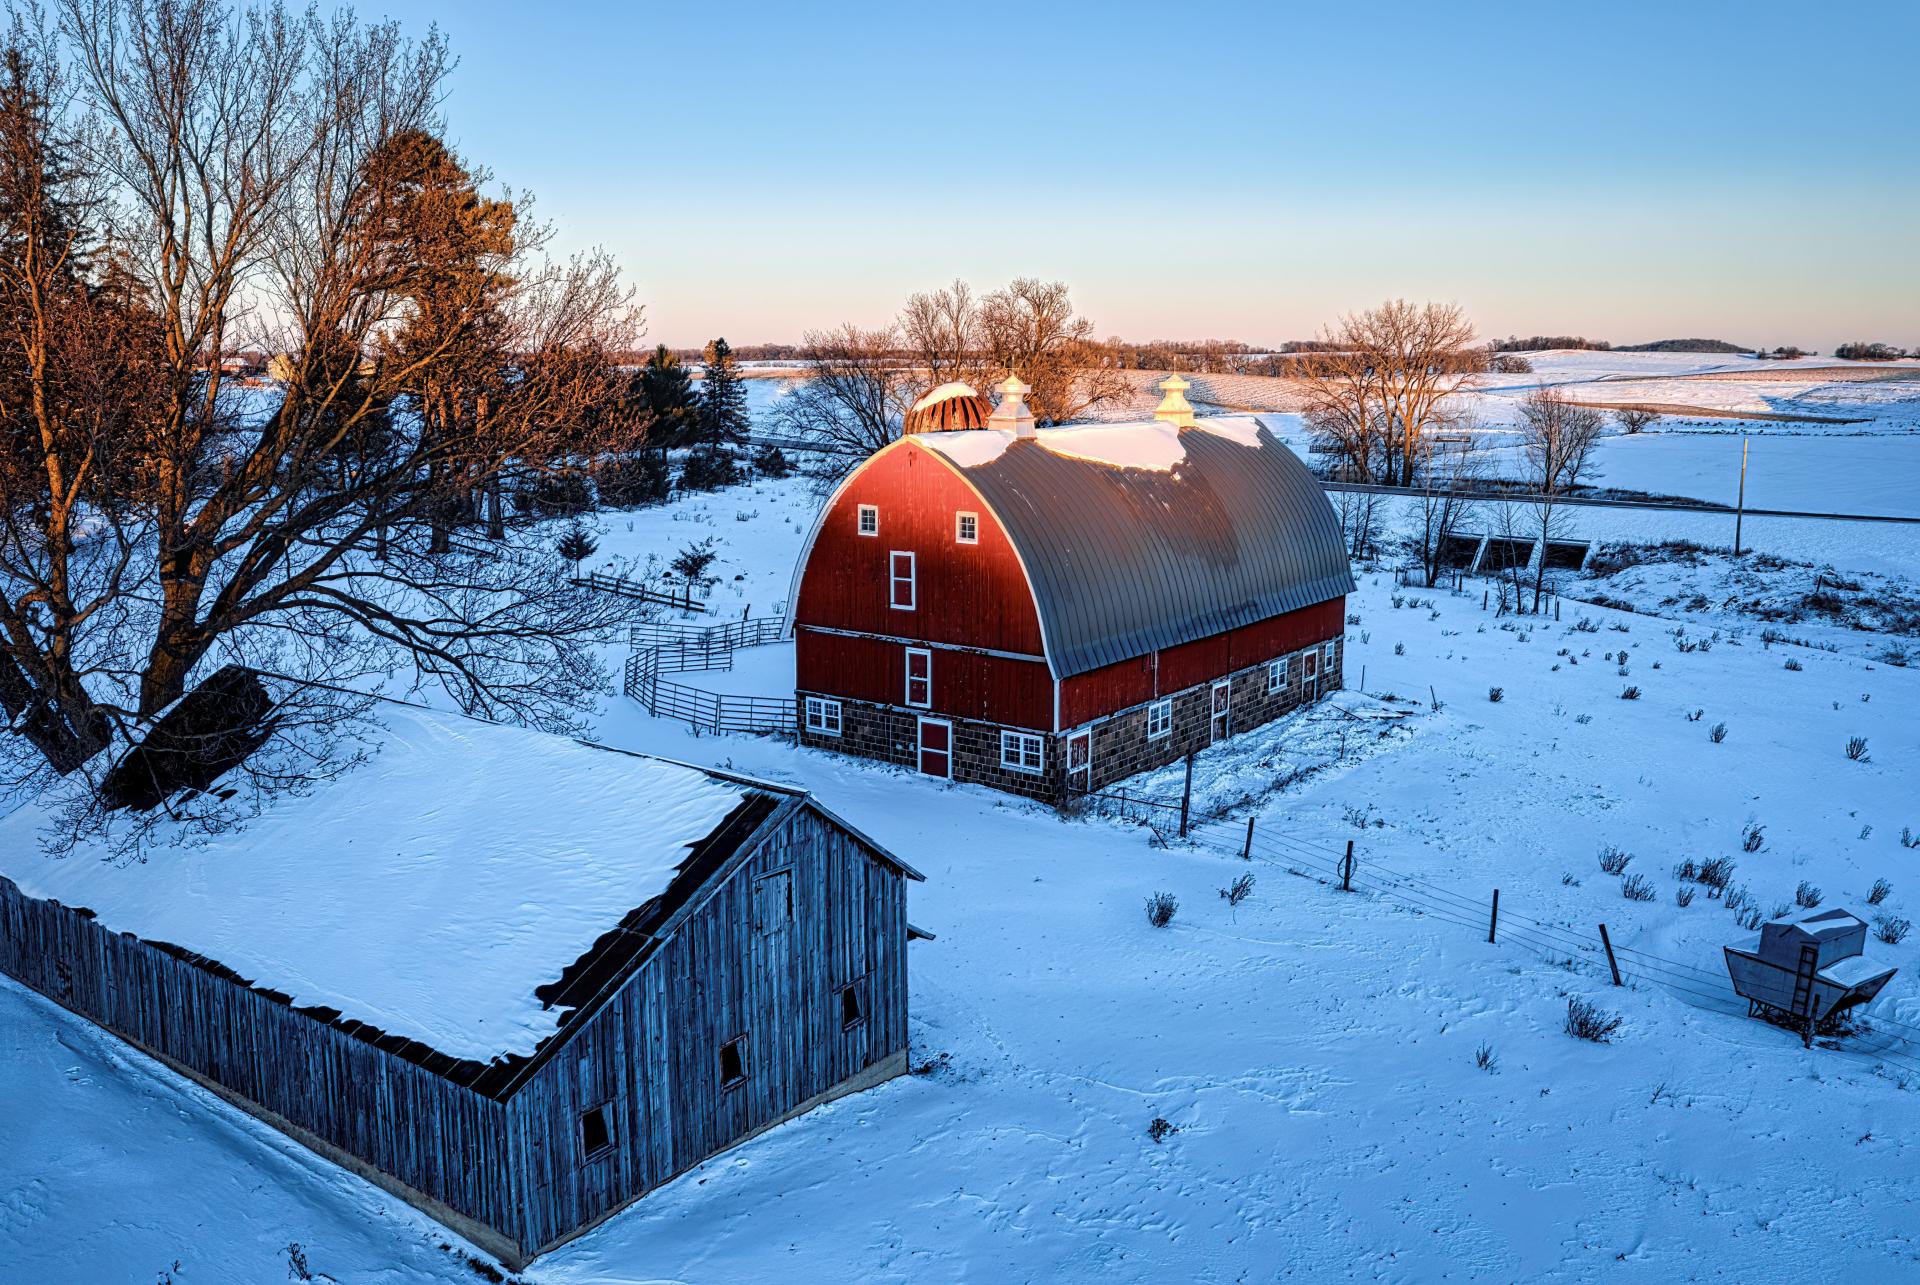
<box><xmin>1513</xmin><ymin>387</ymin><xmax>1604</xmax><ymax>611</ymax></box>
<box><xmin>1297</xmin><ymin>300</ymin><xmax>1477</xmax><ymax>486</ymax></box>
<box><xmin>0</xmin><ymin>0</ymin><xmax>645</xmax><ymax>791</ymax></box>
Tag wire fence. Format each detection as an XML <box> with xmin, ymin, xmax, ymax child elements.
<box><xmin>1067</xmin><ymin>779</ymin><xmax>1920</xmax><ymax>1080</ymax></box>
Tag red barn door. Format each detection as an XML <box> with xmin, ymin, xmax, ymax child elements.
<box><xmin>917</xmin><ymin>717</ymin><xmax>952</xmax><ymax>778</ymax></box>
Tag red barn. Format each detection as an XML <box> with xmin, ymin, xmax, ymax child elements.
<box><xmin>787</xmin><ymin>378</ymin><xmax>1354</xmax><ymax>802</ymax></box>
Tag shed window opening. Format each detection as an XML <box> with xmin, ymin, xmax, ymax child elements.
<box><xmin>1146</xmin><ymin>698</ymin><xmax>1172</xmax><ymax>740</ymax></box>
<box><xmin>805</xmin><ymin>696</ymin><xmax>842</xmax><ymax>736</ymax></box>
<box><xmin>839</xmin><ymin>979</ymin><xmax>867</xmax><ymax>1029</ymax></box>
<box><xmin>719</xmin><ymin>1036</ymin><xmax>749</xmax><ymax>1088</ymax></box>
<box><xmin>1000</xmin><ymin>731</ymin><xmax>1044</xmax><ymax>773</ymax></box>
<box><xmin>955</xmin><ymin>512</ymin><xmax>979</xmax><ymax>544</ymax></box>
<box><xmin>1267</xmin><ymin>659</ymin><xmax>1288</xmax><ymax>694</ymax></box>
<box><xmin>905</xmin><ymin>648</ymin><xmax>932</xmax><ymax>708</ymax></box>
<box><xmin>580</xmin><ymin>1104</ymin><xmax>613</xmax><ymax>1158</ymax></box>
<box><xmin>857</xmin><ymin>504</ymin><xmax>879</xmax><ymax>537</ymax></box>
<box><xmin>889</xmin><ymin>551</ymin><xmax>916</xmax><ymax>610</ymax></box>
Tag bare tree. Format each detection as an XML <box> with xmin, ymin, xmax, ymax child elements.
<box><xmin>1520</xmin><ymin>387</ymin><xmax>1605</xmax><ymax>496</ymax></box>
<box><xmin>767</xmin><ymin>323</ymin><xmax>913</xmax><ymax>474</ymax></box>
<box><xmin>1406</xmin><ymin>435</ymin><xmax>1483</xmax><ymax>587</ymax></box>
<box><xmin>1515</xmin><ymin>388</ymin><xmax>1602</xmax><ymax>611</ymax></box>
<box><xmin>899</xmin><ymin>278</ymin><xmax>980</xmax><ymax>387</ymax></box>
<box><xmin>974</xmin><ymin>278</ymin><xmax>1125</xmax><ymax>424</ymax></box>
<box><xmin>1296</xmin><ymin>300</ymin><xmax>1477</xmax><ymax>486</ymax></box>
<box><xmin>1612</xmin><ymin>405</ymin><xmax>1659</xmax><ymax>435</ymax></box>
<box><xmin>0</xmin><ymin>0</ymin><xmax>646</xmax><ymax>793</ymax></box>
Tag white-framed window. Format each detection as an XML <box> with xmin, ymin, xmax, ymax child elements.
<box><xmin>1323</xmin><ymin>641</ymin><xmax>1337</xmax><ymax>667</ymax></box>
<box><xmin>856</xmin><ymin>504</ymin><xmax>879</xmax><ymax>537</ymax></box>
<box><xmin>889</xmin><ymin>550</ymin><xmax>916</xmax><ymax>610</ymax></box>
<box><xmin>804</xmin><ymin>696</ymin><xmax>842</xmax><ymax>736</ymax></box>
<box><xmin>1000</xmin><ymin>730</ymin><xmax>1044</xmax><ymax>773</ymax></box>
<box><xmin>1267</xmin><ymin>658</ymin><xmax>1288</xmax><ymax>694</ymax></box>
<box><xmin>955</xmin><ymin>512</ymin><xmax>979</xmax><ymax>544</ymax></box>
<box><xmin>904</xmin><ymin>647</ymin><xmax>931</xmax><ymax>708</ymax></box>
<box><xmin>1146</xmin><ymin>698</ymin><xmax>1172</xmax><ymax>740</ymax></box>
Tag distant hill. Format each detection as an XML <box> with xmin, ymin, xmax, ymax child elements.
<box><xmin>1616</xmin><ymin>338</ymin><xmax>1750</xmax><ymax>354</ymax></box>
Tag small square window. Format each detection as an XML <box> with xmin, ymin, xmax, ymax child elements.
<box><xmin>580</xmin><ymin>1104</ymin><xmax>612</xmax><ymax>1157</ymax></box>
<box><xmin>719</xmin><ymin>1036</ymin><xmax>748</xmax><ymax>1088</ymax></box>
<box><xmin>838</xmin><ymin>980</ymin><xmax>867</xmax><ymax>1029</ymax></box>
<box><xmin>955</xmin><ymin>512</ymin><xmax>978</xmax><ymax>544</ymax></box>
<box><xmin>857</xmin><ymin>504</ymin><xmax>879</xmax><ymax>536</ymax></box>
<box><xmin>999</xmin><ymin>731</ymin><xmax>1043</xmax><ymax>773</ymax></box>
<box><xmin>805</xmin><ymin>696</ymin><xmax>842</xmax><ymax>736</ymax></box>
<box><xmin>1267</xmin><ymin>659</ymin><xmax>1288</xmax><ymax>694</ymax></box>
<box><xmin>1146</xmin><ymin>699</ymin><xmax>1172</xmax><ymax>740</ymax></box>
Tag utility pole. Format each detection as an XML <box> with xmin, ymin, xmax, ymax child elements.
<box><xmin>1733</xmin><ymin>436</ymin><xmax>1750</xmax><ymax>557</ymax></box>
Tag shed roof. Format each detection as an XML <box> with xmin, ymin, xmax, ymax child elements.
<box><xmin>913</xmin><ymin>417</ymin><xmax>1354</xmax><ymax>676</ymax></box>
<box><xmin>0</xmin><ymin>702</ymin><xmax>920</xmax><ymax>1094</ymax></box>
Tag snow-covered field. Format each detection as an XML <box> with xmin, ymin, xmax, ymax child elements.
<box><xmin>6</xmin><ymin>359</ymin><xmax>1920</xmax><ymax>1283</ymax></box>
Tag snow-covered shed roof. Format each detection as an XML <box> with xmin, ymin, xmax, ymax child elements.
<box><xmin>0</xmin><ymin>704</ymin><xmax>917</xmax><ymax>1090</ymax></box>
<box><xmin>913</xmin><ymin>417</ymin><xmax>1355</xmax><ymax>677</ymax></box>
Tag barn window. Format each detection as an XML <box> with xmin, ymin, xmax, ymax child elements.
<box><xmin>1267</xmin><ymin>658</ymin><xmax>1288</xmax><ymax>694</ymax></box>
<box><xmin>904</xmin><ymin>648</ymin><xmax>931</xmax><ymax>708</ymax></box>
<box><xmin>804</xmin><ymin>696</ymin><xmax>842</xmax><ymax>736</ymax></box>
<box><xmin>999</xmin><ymin>731</ymin><xmax>1043</xmax><ymax>773</ymax></box>
<box><xmin>889</xmin><ymin>551</ymin><xmax>916</xmax><ymax>610</ymax></box>
<box><xmin>579</xmin><ymin>1104</ymin><xmax>613</xmax><ymax>1158</ymax></box>
<box><xmin>857</xmin><ymin>504</ymin><xmax>879</xmax><ymax>536</ymax></box>
<box><xmin>955</xmin><ymin>512</ymin><xmax>978</xmax><ymax>544</ymax></box>
<box><xmin>718</xmin><ymin>1036</ymin><xmax>748</xmax><ymax>1089</ymax></box>
<box><xmin>1146</xmin><ymin>699</ymin><xmax>1172</xmax><ymax>740</ymax></box>
<box><xmin>1323</xmin><ymin>641</ymin><xmax>1337</xmax><ymax>667</ymax></box>
<box><xmin>838</xmin><ymin>979</ymin><xmax>867</xmax><ymax>1029</ymax></box>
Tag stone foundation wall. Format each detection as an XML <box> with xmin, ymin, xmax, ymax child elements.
<box><xmin>797</xmin><ymin>635</ymin><xmax>1344</xmax><ymax>805</ymax></box>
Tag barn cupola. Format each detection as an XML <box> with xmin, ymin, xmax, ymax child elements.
<box><xmin>989</xmin><ymin>373</ymin><xmax>1036</xmax><ymax>439</ymax></box>
<box><xmin>903</xmin><ymin>381</ymin><xmax>995</xmax><ymax>435</ymax></box>
<box><xmin>1153</xmin><ymin>373</ymin><xmax>1196</xmax><ymax>429</ymax></box>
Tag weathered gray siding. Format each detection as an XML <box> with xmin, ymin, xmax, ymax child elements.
<box><xmin>505</xmin><ymin>802</ymin><xmax>911</xmax><ymax>1255</ymax></box>
<box><xmin>0</xmin><ymin>874</ymin><xmax>517</xmax><ymax>1243</ymax></box>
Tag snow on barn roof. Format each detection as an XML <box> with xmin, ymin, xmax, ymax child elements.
<box><xmin>0</xmin><ymin>705</ymin><xmax>783</xmax><ymax>1066</ymax></box>
<box><xmin>913</xmin><ymin>416</ymin><xmax>1354</xmax><ymax>677</ymax></box>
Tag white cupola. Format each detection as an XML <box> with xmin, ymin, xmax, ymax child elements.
<box><xmin>989</xmin><ymin>373</ymin><xmax>1037</xmax><ymax>439</ymax></box>
<box><xmin>1152</xmin><ymin>374</ymin><xmax>1196</xmax><ymax>429</ymax></box>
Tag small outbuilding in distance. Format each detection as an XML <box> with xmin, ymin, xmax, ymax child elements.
<box><xmin>0</xmin><ymin>704</ymin><xmax>925</xmax><ymax>1268</ymax></box>
<box><xmin>788</xmin><ymin>375</ymin><xmax>1355</xmax><ymax>801</ymax></box>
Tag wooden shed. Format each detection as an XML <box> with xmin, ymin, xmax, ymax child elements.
<box><xmin>787</xmin><ymin>377</ymin><xmax>1354</xmax><ymax>801</ymax></box>
<box><xmin>0</xmin><ymin>705</ymin><xmax>925</xmax><ymax>1267</ymax></box>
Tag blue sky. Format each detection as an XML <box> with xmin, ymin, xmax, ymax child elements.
<box><xmin>365</xmin><ymin>1</ymin><xmax>1916</xmax><ymax>351</ymax></box>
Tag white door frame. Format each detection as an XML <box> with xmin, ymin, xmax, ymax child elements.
<box><xmin>916</xmin><ymin>716</ymin><xmax>952</xmax><ymax>779</ymax></box>
<box><xmin>1210</xmin><ymin>679</ymin><xmax>1232</xmax><ymax>743</ymax></box>
<box><xmin>1065</xmin><ymin>728</ymin><xmax>1092</xmax><ymax>794</ymax></box>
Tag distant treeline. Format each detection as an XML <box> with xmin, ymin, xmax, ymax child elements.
<box><xmin>1489</xmin><ymin>334</ymin><xmax>1612</xmax><ymax>352</ymax></box>
<box><xmin>1616</xmin><ymin>338</ymin><xmax>1749</xmax><ymax>354</ymax></box>
<box><xmin>1834</xmin><ymin>341</ymin><xmax>1914</xmax><ymax>361</ymax></box>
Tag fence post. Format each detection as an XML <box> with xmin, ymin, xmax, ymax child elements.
<box><xmin>1179</xmin><ymin>754</ymin><xmax>1194</xmax><ymax>838</ymax></box>
<box><xmin>1598</xmin><ymin>923</ymin><xmax>1623</xmax><ymax>986</ymax></box>
<box><xmin>1242</xmin><ymin>816</ymin><xmax>1255</xmax><ymax>861</ymax></box>
<box><xmin>1488</xmin><ymin>888</ymin><xmax>1499</xmax><ymax>943</ymax></box>
<box><xmin>1342</xmin><ymin>840</ymin><xmax>1354</xmax><ymax>891</ymax></box>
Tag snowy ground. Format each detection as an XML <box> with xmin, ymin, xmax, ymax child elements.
<box><xmin>11</xmin><ymin>460</ymin><xmax>1920</xmax><ymax>1282</ymax></box>
<box><xmin>7</xmin><ymin>366</ymin><xmax>1920</xmax><ymax>1282</ymax></box>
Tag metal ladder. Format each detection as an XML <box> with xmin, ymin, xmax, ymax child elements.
<box><xmin>1790</xmin><ymin>941</ymin><xmax>1821</xmax><ymax>1047</ymax></box>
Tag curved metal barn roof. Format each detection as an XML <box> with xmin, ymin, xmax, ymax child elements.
<box><xmin>919</xmin><ymin>420</ymin><xmax>1354</xmax><ymax>677</ymax></box>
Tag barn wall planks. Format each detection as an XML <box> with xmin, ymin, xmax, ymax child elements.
<box><xmin>505</xmin><ymin>802</ymin><xmax>911</xmax><ymax>1256</ymax></box>
<box><xmin>0</xmin><ymin>795</ymin><xmax>915</xmax><ymax>1265</ymax></box>
<box><xmin>0</xmin><ymin>875</ymin><xmax>517</xmax><ymax>1239</ymax></box>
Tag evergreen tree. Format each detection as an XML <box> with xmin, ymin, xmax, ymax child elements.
<box><xmin>639</xmin><ymin>342</ymin><xmax>695</xmax><ymax>447</ymax></box>
<box><xmin>697</xmin><ymin>336</ymin><xmax>750</xmax><ymax>449</ymax></box>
